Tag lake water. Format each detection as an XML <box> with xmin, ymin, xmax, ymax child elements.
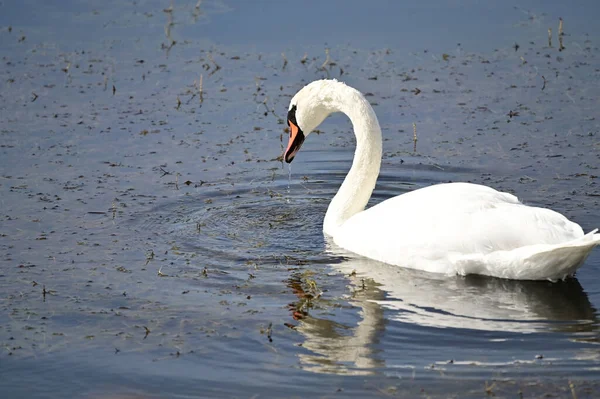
<box><xmin>1</xmin><ymin>1</ymin><xmax>600</xmax><ymax>397</ymax></box>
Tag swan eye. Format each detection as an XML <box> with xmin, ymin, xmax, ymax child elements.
<box><xmin>287</xmin><ymin>104</ymin><xmax>298</xmax><ymax>129</ymax></box>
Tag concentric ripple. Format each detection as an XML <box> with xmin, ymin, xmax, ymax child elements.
<box><xmin>132</xmin><ymin>180</ymin><xmax>340</xmax><ymax>267</ymax></box>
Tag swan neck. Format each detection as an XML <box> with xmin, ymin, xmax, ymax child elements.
<box><xmin>323</xmin><ymin>85</ymin><xmax>382</xmax><ymax>236</ymax></box>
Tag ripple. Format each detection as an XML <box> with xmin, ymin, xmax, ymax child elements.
<box><xmin>132</xmin><ymin>181</ymin><xmax>341</xmax><ymax>268</ymax></box>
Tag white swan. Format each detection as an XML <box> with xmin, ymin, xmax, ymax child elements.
<box><xmin>283</xmin><ymin>79</ymin><xmax>600</xmax><ymax>281</ymax></box>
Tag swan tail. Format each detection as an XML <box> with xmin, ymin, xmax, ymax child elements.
<box><xmin>452</xmin><ymin>229</ymin><xmax>600</xmax><ymax>281</ymax></box>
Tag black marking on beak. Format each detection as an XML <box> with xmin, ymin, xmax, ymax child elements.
<box><xmin>284</xmin><ymin>104</ymin><xmax>305</xmax><ymax>163</ymax></box>
<box><xmin>284</xmin><ymin>124</ymin><xmax>304</xmax><ymax>163</ymax></box>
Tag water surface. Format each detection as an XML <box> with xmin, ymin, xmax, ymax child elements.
<box><xmin>1</xmin><ymin>1</ymin><xmax>600</xmax><ymax>397</ymax></box>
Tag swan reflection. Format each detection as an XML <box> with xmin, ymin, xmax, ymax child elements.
<box><xmin>287</xmin><ymin>272</ymin><xmax>386</xmax><ymax>375</ymax></box>
<box><xmin>289</xmin><ymin>248</ymin><xmax>597</xmax><ymax>374</ymax></box>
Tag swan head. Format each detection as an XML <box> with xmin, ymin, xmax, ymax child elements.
<box><xmin>284</xmin><ymin>80</ymin><xmax>337</xmax><ymax>163</ymax></box>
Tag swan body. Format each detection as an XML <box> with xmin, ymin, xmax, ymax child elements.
<box><xmin>283</xmin><ymin>79</ymin><xmax>600</xmax><ymax>281</ymax></box>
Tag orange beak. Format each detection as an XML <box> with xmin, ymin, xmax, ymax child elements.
<box><xmin>283</xmin><ymin>120</ymin><xmax>305</xmax><ymax>163</ymax></box>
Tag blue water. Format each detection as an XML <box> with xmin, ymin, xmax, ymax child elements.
<box><xmin>1</xmin><ymin>1</ymin><xmax>600</xmax><ymax>398</ymax></box>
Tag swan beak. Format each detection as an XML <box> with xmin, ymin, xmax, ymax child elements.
<box><xmin>284</xmin><ymin>120</ymin><xmax>305</xmax><ymax>163</ymax></box>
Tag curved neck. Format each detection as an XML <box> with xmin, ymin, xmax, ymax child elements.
<box><xmin>323</xmin><ymin>84</ymin><xmax>382</xmax><ymax>236</ymax></box>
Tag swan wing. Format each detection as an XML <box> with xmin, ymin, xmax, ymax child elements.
<box><xmin>334</xmin><ymin>182</ymin><xmax>597</xmax><ymax>279</ymax></box>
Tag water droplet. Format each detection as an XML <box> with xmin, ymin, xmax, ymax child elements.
<box><xmin>286</xmin><ymin>164</ymin><xmax>292</xmax><ymax>203</ymax></box>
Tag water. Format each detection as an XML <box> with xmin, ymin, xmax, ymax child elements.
<box><xmin>1</xmin><ymin>0</ymin><xmax>600</xmax><ymax>397</ymax></box>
